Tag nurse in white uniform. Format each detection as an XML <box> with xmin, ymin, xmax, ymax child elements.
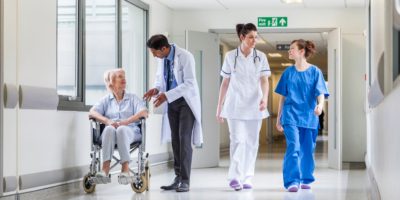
<box><xmin>216</xmin><ymin>23</ymin><xmax>271</xmax><ymax>191</ymax></box>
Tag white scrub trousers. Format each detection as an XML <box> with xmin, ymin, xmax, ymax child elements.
<box><xmin>100</xmin><ymin>126</ymin><xmax>142</xmax><ymax>164</ymax></box>
<box><xmin>227</xmin><ymin>119</ymin><xmax>262</xmax><ymax>184</ymax></box>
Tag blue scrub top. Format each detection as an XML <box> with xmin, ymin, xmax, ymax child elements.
<box><xmin>275</xmin><ymin>65</ymin><xmax>329</xmax><ymax>129</ymax></box>
<box><xmin>92</xmin><ymin>91</ymin><xmax>148</xmax><ymax>133</ymax></box>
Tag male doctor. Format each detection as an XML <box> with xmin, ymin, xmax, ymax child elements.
<box><xmin>143</xmin><ymin>34</ymin><xmax>203</xmax><ymax>192</ymax></box>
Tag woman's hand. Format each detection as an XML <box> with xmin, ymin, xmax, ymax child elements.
<box><xmin>259</xmin><ymin>97</ymin><xmax>268</xmax><ymax>111</ymax></box>
<box><xmin>314</xmin><ymin>105</ymin><xmax>323</xmax><ymax>116</ymax></box>
<box><xmin>117</xmin><ymin>120</ymin><xmax>129</xmax><ymax>127</ymax></box>
<box><xmin>216</xmin><ymin>106</ymin><xmax>224</xmax><ymax>123</ymax></box>
<box><xmin>276</xmin><ymin>119</ymin><xmax>284</xmax><ymax>132</ymax></box>
<box><xmin>106</xmin><ymin>119</ymin><xmax>119</xmax><ymax>129</ymax></box>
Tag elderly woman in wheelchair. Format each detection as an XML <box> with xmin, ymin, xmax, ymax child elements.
<box><xmin>86</xmin><ymin>68</ymin><xmax>149</xmax><ymax>193</ymax></box>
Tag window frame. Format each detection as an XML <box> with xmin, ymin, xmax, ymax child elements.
<box><xmin>56</xmin><ymin>0</ymin><xmax>149</xmax><ymax>111</ymax></box>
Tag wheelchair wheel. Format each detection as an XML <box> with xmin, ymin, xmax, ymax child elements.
<box><xmin>83</xmin><ymin>174</ymin><xmax>96</xmax><ymax>193</ymax></box>
<box><xmin>131</xmin><ymin>174</ymin><xmax>147</xmax><ymax>193</ymax></box>
<box><xmin>145</xmin><ymin>161</ymin><xmax>150</xmax><ymax>191</ymax></box>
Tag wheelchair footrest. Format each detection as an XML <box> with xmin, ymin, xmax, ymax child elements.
<box><xmin>88</xmin><ymin>176</ymin><xmax>111</xmax><ymax>185</ymax></box>
<box><xmin>118</xmin><ymin>175</ymin><xmax>140</xmax><ymax>185</ymax></box>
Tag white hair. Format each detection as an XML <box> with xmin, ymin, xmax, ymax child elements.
<box><xmin>104</xmin><ymin>69</ymin><xmax>125</xmax><ymax>92</ymax></box>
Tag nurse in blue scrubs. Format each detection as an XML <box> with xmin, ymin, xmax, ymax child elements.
<box><xmin>275</xmin><ymin>39</ymin><xmax>329</xmax><ymax>192</ymax></box>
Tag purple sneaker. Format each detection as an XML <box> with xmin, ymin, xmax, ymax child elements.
<box><xmin>229</xmin><ymin>180</ymin><xmax>242</xmax><ymax>191</ymax></box>
<box><xmin>288</xmin><ymin>185</ymin><xmax>298</xmax><ymax>192</ymax></box>
<box><xmin>301</xmin><ymin>184</ymin><xmax>311</xmax><ymax>189</ymax></box>
<box><xmin>243</xmin><ymin>184</ymin><xmax>252</xmax><ymax>189</ymax></box>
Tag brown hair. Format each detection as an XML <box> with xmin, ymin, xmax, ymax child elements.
<box><xmin>291</xmin><ymin>39</ymin><xmax>316</xmax><ymax>58</ymax></box>
<box><xmin>236</xmin><ymin>23</ymin><xmax>257</xmax><ymax>42</ymax></box>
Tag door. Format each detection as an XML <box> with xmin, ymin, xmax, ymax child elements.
<box><xmin>186</xmin><ymin>30</ymin><xmax>220</xmax><ymax>168</ymax></box>
<box><xmin>328</xmin><ymin>28</ymin><xmax>342</xmax><ymax>170</ymax></box>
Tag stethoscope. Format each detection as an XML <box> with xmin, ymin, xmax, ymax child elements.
<box><xmin>233</xmin><ymin>47</ymin><xmax>261</xmax><ymax>73</ymax></box>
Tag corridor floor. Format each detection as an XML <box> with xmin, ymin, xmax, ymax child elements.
<box><xmin>45</xmin><ymin>137</ymin><xmax>371</xmax><ymax>200</ymax></box>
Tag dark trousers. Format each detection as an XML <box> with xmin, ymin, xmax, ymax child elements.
<box><xmin>168</xmin><ymin>97</ymin><xmax>195</xmax><ymax>184</ymax></box>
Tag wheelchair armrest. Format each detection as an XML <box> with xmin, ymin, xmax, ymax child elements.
<box><xmin>140</xmin><ymin>117</ymin><xmax>146</xmax><ymax>152</ymax></box>
<box><xmin>89</xmin><ymin>117</ymin><xmax>101</xmax><ymax>150</ymax></box>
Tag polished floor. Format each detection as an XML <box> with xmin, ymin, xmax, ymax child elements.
<box><xmin>46</xmin><ymin>136</ymin><xmax>371</xmax><ymax>200</ymax></box>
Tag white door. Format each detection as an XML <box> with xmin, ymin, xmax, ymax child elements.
<box><xmin>186</xmin><ymin>30</ymin><xmax>220</xmax><ymax>168</ymax></box>
<box><xmin>328</xmin><ymin>28</ymin><xmax>342</xmax><ymax>170</ymax></box>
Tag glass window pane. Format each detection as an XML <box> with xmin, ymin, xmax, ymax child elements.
<box><xmin>85</xmin><ymin>0</ymin><xmax>116</xmax><ymax>105</ymax></box>
<box><xmin>57</xmin><ymin>0</ymin><xmax>77</xmax><ymax>96</ymax></box>
<box><xmin>121</xmin><ymin>1</ymin><xmax>145</xmax><ymax>97</ymax></box>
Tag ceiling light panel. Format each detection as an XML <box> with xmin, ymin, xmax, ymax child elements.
<box><xmin>281</xmin><ymin>63</ymin><xmax>293</xmax><ymax>66</ymax></box>
<box><xmin>269</xmin><ymin>53</ymin><xmax>282</xmax><ymax>57</ymax></box>
<box><xmin>281</xmin><ymin>0</ymin><xmax>303</xmax><ymax>3</ymax></box>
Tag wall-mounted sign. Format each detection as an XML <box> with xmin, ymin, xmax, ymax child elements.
<box><xmin>258</xmin><ymin>17</ymin><xmax>288</xmax><ymax>27</ymax></box>
<box><xmin>277</xmin><ymin>44</ymin><xmax>291</xmax><ymax>51</ymax></box>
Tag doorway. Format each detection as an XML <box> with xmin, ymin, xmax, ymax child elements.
<box><xmin>203</xmin><ymin>28</ymin><xmax>342</xmax><ymax>170</ymax></box>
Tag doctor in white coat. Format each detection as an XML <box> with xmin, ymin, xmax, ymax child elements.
<box><xmin>143</xmin><ymin>34</ymin><xmax>202</xmax><ymax>192</ymax></box>
<box><xmin>216</xmin><ymin>23</ymin><xmax>271</xmax><ymax>191</ymax></box>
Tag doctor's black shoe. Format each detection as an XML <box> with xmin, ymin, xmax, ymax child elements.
<box><xmin>176</xmin><ymin>182</ymin><xmax>190</xmax><ymax>192</ymax></box>
<box><xmin>160</xmin><ymin>176</ymin><xmax>181</xmax><ymax>190</ymax></box>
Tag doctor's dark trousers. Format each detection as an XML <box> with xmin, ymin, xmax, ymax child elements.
<box><xmin>168</xmin><ymin>97</ymin><xmax>195</xmax><ymax>185</ymax></box>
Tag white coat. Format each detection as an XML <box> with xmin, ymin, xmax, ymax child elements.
<box><xmin>153</xmin><ymin>44</ymin><xmax>203</xmax><ymax>146</ymax></box>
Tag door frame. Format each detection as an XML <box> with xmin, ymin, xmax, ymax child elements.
<box><xmin>210</xmin><ymin>27</ymin><xmax>343</xmax><ymax>170</ymax></box>
<box><xmin>1</xmin><ymin>0</ymin><xmax>5</xmax><ymax>195</ymax></box>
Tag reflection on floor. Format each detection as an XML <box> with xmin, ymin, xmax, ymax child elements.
<box><xmin>46</xmin><ymin>136</ymin><xmax>371</xmax><ymax>200</ymax></box>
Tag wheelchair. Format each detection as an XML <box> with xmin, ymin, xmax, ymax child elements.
<box><xmin>82</xmin><ymin>117</ymin><xmax>150</xmax><ymax>193</ymax></box>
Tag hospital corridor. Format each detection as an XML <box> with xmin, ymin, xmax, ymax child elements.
<box><xmin>0</xmin><ymin>0</ymin><xmax>398</xmax><ymax>200</ymax></box>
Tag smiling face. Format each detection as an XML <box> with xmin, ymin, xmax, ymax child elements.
<box><xmin>112</xmin><ymin>71</ymin><xmax>126</xmax><ymax>91</ymax></box>
<box><xmin>288</xmin><ymin>42</ymin><xmax>305</xmax><ymax>60</ymax></box>
<box><xmin>240</xmin><ymin>30</ymin><xmax>258</xmax><ymax>49</ymax></box>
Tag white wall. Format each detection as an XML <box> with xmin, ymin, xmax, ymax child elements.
<box><xmin>2</xmin><ymin>0</ymin><xmax>173</xmax><ymax>193</ymax></box>
<box><xmin>172</xmin><ymin>8</ymin><xmax>366</xmax><ymax>44</ymax></box>
<box><xmin>342</xmin><ymin>34</ymin><xmax>367</xmax><ymax>162</ymax></box>
<box><xmin>172</xmin><ymin>8</ymin><xmax>367</xmax><ymax>163</ymax></box>
<box><xmin>368</xmin><ymin>0</ymin><xmax>400</xmax><ymax>199</ymax></box>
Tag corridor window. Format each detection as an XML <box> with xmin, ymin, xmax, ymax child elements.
<box><xmin>57</xmin><ymin>0</ymin><xmax>149</xmax><ymax>111</ymax></box>
<box><xmin>121</xmin><ymin>1</ymin><xmax>147</xmax><ymax>97</ymax></box>
<box><xmin>85</xmin><ymin>0</ymin><xmax>116</xmax><ymax>106</ymax></box>
<box><xmin>57</xmin><ymin>0</ymin><xmax>77</xmax><ymax>97</ymax></box>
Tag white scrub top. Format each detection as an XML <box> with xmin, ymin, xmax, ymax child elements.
<box><xmin>220</xmin><ymin>47</ymin><xmax>271</xmax><ymax>120</ymax></box>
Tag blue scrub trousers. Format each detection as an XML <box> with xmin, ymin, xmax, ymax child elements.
<box><xmin>282</xmin><ymin>125</ymin><xmax>318</xmax><ymax>189</ymax></box>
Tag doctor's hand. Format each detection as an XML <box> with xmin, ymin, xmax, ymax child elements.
<box><xmin>259</xmin><ymin>97</ymin><xmax>268</xmax><ymax>111</ymax></box>
<box><xmin>314</xmin><ymin>105</ymin><xmax>323</xmax><ymax>116</ymax></box>
<box><xmin>216</xmin><ymin>106</ymin><xmax>224</xmax><ymax>123</ymax></box>
<box><xmin>154</xmin><ymin>93</ymin><xmax>167</xmax><ymax>108</ymax></box>
<box><xmin>106</xmin><ymin>119</ymin><xmax>119</xmax><ymax>129</ymax></box>
<box><xmin>143</xmin><ymin>88</ymin><xmax>159</xmax><ymax>101</ymax></box>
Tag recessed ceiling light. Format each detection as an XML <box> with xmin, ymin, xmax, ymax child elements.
<box><xmin>281</xmin><ymin>63</ymin><xmax>293</xmax><ymax>66</ymax></box>
<box><xmin>268</xmin><ymin>53</ymin><xmax>282</xmax><ymax>57</ymax></box>
<box><xmin>280</xmin><ymin>0</ymin><xmax>303</xmax><ymax>4</ymax></box>
<box><xmin>257</xmin><ymin>39</ymin><xmax>266</xmax><ymax>44</ymax></box>
<box><xmin>322</xmin><ymin>32</ymin><xmax>329</xmax><ymax>34</ymax></box>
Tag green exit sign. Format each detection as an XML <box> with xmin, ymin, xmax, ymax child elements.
<box><xmin>258</xmin><ymin>17</ymin><xmax>288</xmax><ymax>27</ymax></box>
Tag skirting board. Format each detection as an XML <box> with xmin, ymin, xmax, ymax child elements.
<box><xmin>19</xmin><ymin>152</ymin><xmax>173</xmax><ymax>191</ymax></box>
<box><xmin>0</xmin><ymin>160</ymin><xmax>173</xmax><ymax>200</ymax></box>
<box><xmin>365</xmin><ymin>154</ymin><xmax>381</xmax><ymax>200</ymax></box>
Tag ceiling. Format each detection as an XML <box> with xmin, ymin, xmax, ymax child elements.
<box><xmin>156</xmin><ymin>0</ymin><xmax>367</xmax><ymax>10</ymax></box>
<box><xmin>220</xmin><ymin>32</ymin><xmax>328</xmax><ymax>73</ymax></box>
